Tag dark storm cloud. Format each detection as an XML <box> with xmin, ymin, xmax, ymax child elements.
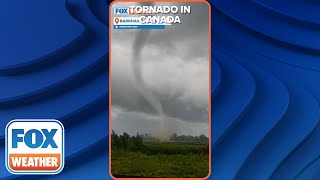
<box><xmin>147</xmin><ymin>2</ymin><xmax>209</xmax><ymax>60</ymax></box>
<box><xmin>112</xmin><ymin>2</ymin><xmax>209</xmax><ymax>61</ymax></box>
<box><xmin>111</xmin><ymin>56</ymin><xmax>208</xmax><ymax>123</ymax></box>
<box><xmin>111</xmin><ymin>2</ymin><xmax>209</xmax><ymax>135</ymax></box>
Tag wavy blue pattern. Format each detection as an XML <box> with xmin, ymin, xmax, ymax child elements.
<box><xmin>0</xmin><ymin>0</ymin><xmax>110</xmax><ymax>179</ymax></box>
<box><xmin>211</xmin><ymin>60</ymin><xmax>221</xmax><ymax>97</ymax></box>
<box><xmin>6</xmin><ymin>0</ymin><xmax>320</xmax><ymax>179</ymax></box>
<box><xmin>210</xmin><ymin>0</ymin><xmax>320</xmax><ymax>179</ymax></box>
<box><xmin>212</xmin><ymin>52</ymin><xmax>256</xmax><ymax>145</ymax></box>
<box><xmin>0</xmin><ymin>0</ymin><xmax>88</xmax><ymax>74</ymax></box>
<box><xmin>212</xmin><ymin>47</ymin><xmax>290</xmax><ymax>180</ymax></box>
<box><xmin>253</xmin><ymin>0</ymin><xmax>320</xmax><ymax>27</ymax></box>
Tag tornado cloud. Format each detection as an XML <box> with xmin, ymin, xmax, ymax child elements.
<box><xmin>131</xmin><ymin>2</ymin><xmax>171</xmax><ymax>141</ymax></box>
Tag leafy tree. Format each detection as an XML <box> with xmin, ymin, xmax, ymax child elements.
<box><xmin>120</xmin><ymin>132</ymin><xmax>130</xmax><ymax>150</ymax></box>
<box><xmin>199</xmin><ymin>134</ymin><xmax>208</xmax><ymax>143</ymax></box>
<box><xmin>111</xmin><ymin>130</ymin><xmax>121</xmax><ymax>148</ymax></box>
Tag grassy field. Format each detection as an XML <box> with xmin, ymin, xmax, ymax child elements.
<box><xmin>111</xmin><ymin>142</ymin><xmax>209</xmax><ymax>178</ymax></box>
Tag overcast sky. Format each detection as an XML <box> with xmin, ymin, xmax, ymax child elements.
<box><xmin>111</xmin><ymin>2</ymin><xmax>209</xmax><ymax>136</ymax></box>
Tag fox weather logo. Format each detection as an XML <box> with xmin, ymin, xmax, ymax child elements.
<box><xmin>114</xmin><ymin>8</ymin><xmax>130</xmax><ymax>14</ymax></box>
<box><xmin>5</xmin><ymin>119</ymin><xmax>64</xmax><ymax>175</ymax></box>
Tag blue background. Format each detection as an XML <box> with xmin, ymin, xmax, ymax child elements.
<box><xmin>1</xmin><ymin>0</ymin><xmax>319</xmax><ymax>179</ymax></box>
<box><xmin>0</xmin><ymin>0</ymin><xmax>109</xmax><ymax>179</ymax></box>
<box><xmin>211</xmin><ymin>0</ymin><xmax>320</xmax><ymax>179</ymax></box>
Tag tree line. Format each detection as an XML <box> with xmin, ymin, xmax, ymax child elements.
<box><xmin>111</xmin><ymin>131</ymin><xmax>144</xmax><ymax>151</ymax></box>
<box><xmin>111</xmin><ymin>131</ymin><xmax>209</xmax><ymax>152</ymax></box>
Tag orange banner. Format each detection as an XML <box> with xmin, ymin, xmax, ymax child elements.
<box><xmin>8</xmin><ymin>153</ymin><xmax>61</xmax><ymax>171</ymax></box>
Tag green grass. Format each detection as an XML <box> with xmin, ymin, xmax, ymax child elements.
<box><xmin>143</xmin><ymin>142</ymin><xmax>208</xmax><ymax>155</ymax></box>
<box><xmin>111</xmin><ymin>143</ymin><xmax>209</xmax><ymax>178</ymax></box>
